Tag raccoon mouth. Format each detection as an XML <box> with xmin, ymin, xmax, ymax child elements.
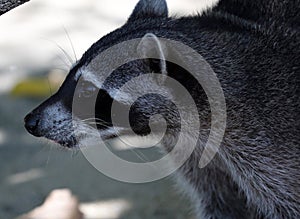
<box><xmin>57</xmin><ymin>139</ymin><xmax>76</xmax><ymax>148</ymax></box>
<box><xmin>45</xmin><ymin>134</ymin><xmax>78</xmax><ymax>148</ymax></box>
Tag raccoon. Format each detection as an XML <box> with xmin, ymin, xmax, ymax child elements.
<box><xmin>24</xmin><ymin>0</ymin><xmax>299</xmax><ymax>218</ymax></box>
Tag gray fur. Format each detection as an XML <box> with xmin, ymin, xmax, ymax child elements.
<box><xmin>24</xmin><ymin>0</ymin><xmax>300</xmax><ymax>218</ymax></box>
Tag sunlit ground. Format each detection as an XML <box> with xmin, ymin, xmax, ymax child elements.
<box><xmin>0</xmin><ymin>0</ymin><xmax>217</xmax><ymax>218</ymax></box>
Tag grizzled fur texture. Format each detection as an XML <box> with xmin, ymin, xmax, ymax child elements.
<box><xmin>25</xmin><ymin>0</ymin><xmax>299</xmax><ymax>218</ymax></box>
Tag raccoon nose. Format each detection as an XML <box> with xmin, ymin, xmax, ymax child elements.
<box><xmin>24</xmin><ymin>112</ymin><xmax>42</xmax><ymax>137</ymax></box>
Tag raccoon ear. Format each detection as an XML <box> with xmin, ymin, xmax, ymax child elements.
<box><xmin>137</xmin><ymin>33</ymin><xmax>168</xmax><ymax>83</ymax></box>
<box><xmin>128</xmin><ymin>0</ymin><xmax>168</xmax><ymax>22</ymax></box>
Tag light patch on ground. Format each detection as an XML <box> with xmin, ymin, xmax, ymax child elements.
<box><xmin>5</xmin><ymin>168</ymin><xmax>45</xmax><ymax>185</ymax></box>
<box><xmin>0</xmin><ymin>129</ymin><xmax>6</xmax><ymax>145</ymax></box>
<box><xmin>80</xmin><ymin>199</ymin><xmax>132</xmax><ymax>219</ymax></box>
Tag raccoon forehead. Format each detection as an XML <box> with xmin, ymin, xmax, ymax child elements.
<box><xmin>75</xmin><ymin>65</ymin><xmax>136</xmax><ymax>88</ymax></box>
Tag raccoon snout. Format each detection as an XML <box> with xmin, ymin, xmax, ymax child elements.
<box><xmin>24</xmin><ymin>112</ymin><xmax>43</xmax><ymax>137</ymax></box>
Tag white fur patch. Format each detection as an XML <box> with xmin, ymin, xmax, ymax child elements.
<box><xmin>77</xmin><ymin>67</ymin><xmax>135</xmax><ymax>104</ymax></box>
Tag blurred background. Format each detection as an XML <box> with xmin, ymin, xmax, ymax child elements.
<box><xmin>0</xmin><ymin>0</ymin><xmax>217</xmax><ymax>218</ymax></box>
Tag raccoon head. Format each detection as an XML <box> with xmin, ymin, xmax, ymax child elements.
<box><xmin>24</xmin><ymin>0</ymin><xmax>196</xmax><ymax>148</ymax></box>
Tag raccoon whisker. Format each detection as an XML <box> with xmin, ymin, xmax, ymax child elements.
<box><xmin>81</xmin><ymin>118</ymin><xmax>111</xmax><ymax>125</ymax></box>
<box><xmin>57</xmin><ymin>55</ymin><xmax>72</xmax><ymax>69</ymax></box>
<box><xmin>82</xmin><ymin>119</ymin><xmax>110</xmax><ymax>125</ymax></box>
<box><xmin>63</xmin><ymin>26</ymin><xmax>78</xmax><ymax>62</ymax></box>
<box><xmin>129</xmin><ymin>147</ymin><xmax>151</xmax><ymax>163</ymax></box>
<box><xmin>47</xmin><ymin>77</ymin><xmax>53</xmax><ymax>95</ymax></box>
<box><xmin>74</xmin><ymin>120</ymin><xmax>120</xmax><ymax>135</ymax></box>
<box><xmin>71</xmin><ymin>149</ymin><xmax>80</xmax><ymax>157</ymax></box>
<box><xmin>84</xmin><ymin>122</ymin><xmax>112</xmax><ymax>129</ymax></box>
<box><xmin>81</xmin><ymin>117</ymin><xmax>109</xmax><ymax>122</ymax></box>
<box><xmin>41</xmin><ymin>38</ymin><xmax>74</xmax><ymax>65</ymax></box>
<box><xmin>46</xmin><ymin>143</ymin><xmax>54</xmax><ymax>167</ymax></box>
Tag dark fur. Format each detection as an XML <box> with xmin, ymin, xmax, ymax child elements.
<box><xmin>25</xmin><ymin>0</ymin><xmax>299</xmax><ymax>218</ymax></box>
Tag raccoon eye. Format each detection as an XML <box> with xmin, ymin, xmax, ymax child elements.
<box><xmin>78</xmin><ymin>81</ymin><xmax>97</xmax><ymax>98</ymax></box>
